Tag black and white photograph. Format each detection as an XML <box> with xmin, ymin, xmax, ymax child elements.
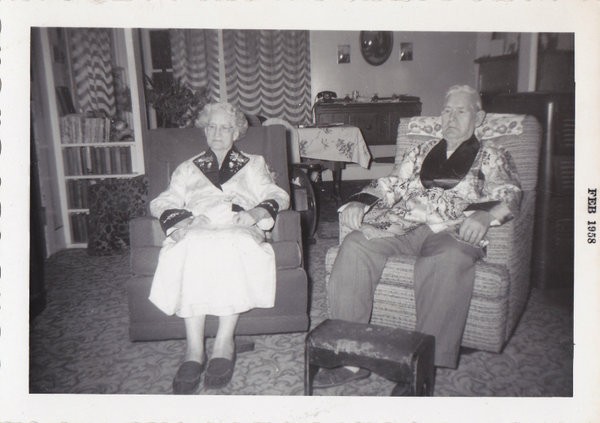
<box><xmin>2</xmin><ymin>1</ymin><xmax>600</xmax><ymax>422</ymax></box>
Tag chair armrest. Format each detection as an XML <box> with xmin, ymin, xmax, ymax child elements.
<box><xmin>271</xmin><ymin>210</ymin><xmax>302</xmax><ymax>243</ymax></box>
<box><xmin>337</xmin><ymin>191</ymin><xmax>537</xmax><ymax>263</ymax></box>
<box><xmin>339</xmin><ymin>217</ymin><xmax>352</xmax><ymax>244</ymax></box>
<box><xmin>129</xmin><ymin>216</ymin><xmax>165</xmax><ymax>248</ymax></box>
<box><xmin>485</xmin><ymin>191</ymin><xmax>536</xmax><ymax>267</ymax></box>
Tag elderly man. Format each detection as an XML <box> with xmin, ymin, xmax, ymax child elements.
<box><xmin>314</xmin><ymin>85</ymin><xmax>522</xmax><ymax>388</ymax></box>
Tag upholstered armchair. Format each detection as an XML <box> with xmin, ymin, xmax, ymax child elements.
<box><xmin>127</xmin><ymin>125</ymin><xmax>309</xmax><ymax>341</ymax></box>
<box><xmin>325</xmin><ymin>114</ymin><xmax>542</xmax><ymax>352</ymax></box>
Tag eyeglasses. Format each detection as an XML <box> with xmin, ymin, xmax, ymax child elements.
<box><xmin>207</xmin><ymin>124</ymin><xmax>234</xmax><ymax>134</ymax></box>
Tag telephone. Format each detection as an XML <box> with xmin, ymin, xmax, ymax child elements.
<box><xmin>316</xmin><ymin>91</ymin><xmax>337</xmax><ymax>102</ymax></box>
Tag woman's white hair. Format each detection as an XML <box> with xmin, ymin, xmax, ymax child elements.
<box><xmin>195</xmin><ymin>102</ymin><xmax>249</xmax><ymax>138</ymax></box>
<box><xmin>445</xmin><ymin>85</ymin><xmax>482</xmax><ymax>112</ymax></box>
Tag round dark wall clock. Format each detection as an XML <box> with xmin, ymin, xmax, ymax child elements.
<box><xmin>360</xmin><ymin>31</ymin><xmax>394</xmax><ymax>66</ymax></box>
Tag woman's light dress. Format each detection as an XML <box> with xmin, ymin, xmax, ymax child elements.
<box><xmin>149</xmin><ymin>147</ymin><xmax>289</xmax><ymax>318</ymax></box>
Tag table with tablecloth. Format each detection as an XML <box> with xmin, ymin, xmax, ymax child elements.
<box><xmin>296</xmin><ymin>125</ymin><xmax>371</xmax><ymax>200</ymax></box>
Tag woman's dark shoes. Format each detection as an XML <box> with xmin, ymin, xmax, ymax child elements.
<box><xmin>312</xmin><ymin>366</ymin><xmax>371</xmax><ymax>389</ymax></box>
<box><xmin>204</xmin><ymin>353</ymin><xmax>236</xmax><ymax>389</ymax></box>
<box><xmin>172</xmin><ymin>360</ymin><xmax>206</xmax><ymax>395</ymax></box>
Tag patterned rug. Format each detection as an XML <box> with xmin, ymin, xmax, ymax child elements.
<box><xmin>30</xmin><ymin>231</ymin><xmax>573</xmax><ymax>396</ymax></box>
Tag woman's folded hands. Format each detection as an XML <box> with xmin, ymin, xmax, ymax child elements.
<box><xmin>169</xmin><ymin>207</ymin><xmax>269</xmax><ymax>242</ymax></box>
<box><xmin>233</xmin><ymin>207</ymin><xmax>269</xmax><ymax>227</ymax></box>
<box><xmin>170</xmin><ymin>215</ymin><xmax>210</xmax><ymax>242</ymax></box>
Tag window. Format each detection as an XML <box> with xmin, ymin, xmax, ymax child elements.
<box><xmin>140</xmin><ymin>29</ymin><xmax>174</xmax><ymax>128</ymax></box>
<box><xmin>139</xmin><ymin>28</ymin><xmax>312</xmax><ymax>128</ymax></box>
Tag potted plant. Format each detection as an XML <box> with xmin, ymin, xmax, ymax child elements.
<box><xmin>144</xmin><ymin>74</ymin><xmax>210</xmax><ymax>128</ymax></box>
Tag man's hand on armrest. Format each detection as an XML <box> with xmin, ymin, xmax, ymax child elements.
<box><xmin>459</xmin><ymin>210</ymin><xmax>494</xmax><ymax>245</ymax></box>
<box><xmin>463</xmin><ymin>200</ymin><xmax>515</xmax><ymax>226</ymax></box>
<box><xmin>339</xmin><ymin>201</ymin><xmax>368</xmax><ymax>230</ymax></box>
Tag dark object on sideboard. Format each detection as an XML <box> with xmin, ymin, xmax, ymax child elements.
<box><xmin>314</xmin><ymin>98</ymin><xmax>422</xmax><ymax>147</ymax></box>
<box><xmin>484</xmin><ymin>92</ymin><xmax>574</xmax><ymax>290</ymax></box>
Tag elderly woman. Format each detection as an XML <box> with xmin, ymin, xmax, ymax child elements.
<box><xmin>149</xmin><ymin>102</ymin><xmax>289</xmax><ymax>394</ymax></box>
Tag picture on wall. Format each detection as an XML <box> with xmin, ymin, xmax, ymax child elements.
<box><xmin>400</xmin><ymin>42</ymin><xmax>413</xmax><ymax>61</ymax></box>
<box><xmin>337</xmin><ymin>44</ymin><xmax>350</xmax><ymax>64</ymax></box>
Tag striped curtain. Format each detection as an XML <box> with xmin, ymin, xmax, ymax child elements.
<box><xmin>67</xmin><ymin>28</ymin><xmax>116</xmax><ymax>116</ymax></box>
<box><xmin>223</xmin><ymin>30</ymin><xmax>312</xmax><ymax>126</ymax></box>
<box><xmin>169</xmin><ymin>29</ymin><xmax>220</xmax><ymax>102</ymax></box>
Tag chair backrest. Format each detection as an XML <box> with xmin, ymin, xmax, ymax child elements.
<box><xmin>395</xmin><ymin>114</ymin><xmax>542</xmax><ymax>192</ymax></box>
<box><xmin>144</xmin><ymin>125</ymin><xmax>290</xmax><ymax>201</ymax></box>
<box><xmin>263</xmin><ymin>118</ymin><xmax>302</xmax><ymax>164</ymax></box>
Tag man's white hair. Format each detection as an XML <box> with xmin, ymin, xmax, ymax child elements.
<box><xmin>445</xmin><ymin>85</ymin><xmax>482</xmax><ymax>112</ymax></box>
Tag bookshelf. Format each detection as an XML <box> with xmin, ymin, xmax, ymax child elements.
<box><xmin>39</xmin><ymin>28</ymin><xmax>145</xmax><ymax>248</ymax></box>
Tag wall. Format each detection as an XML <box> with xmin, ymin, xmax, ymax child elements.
<box><xmin>310</xmin><ymin>31</ymin><xmax>478</xmax><ymax>116</ymax></box>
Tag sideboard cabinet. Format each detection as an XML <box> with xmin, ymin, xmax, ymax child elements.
<box><xmin>314</xmin><ymin>99</ymin><xmax>422</xmax><ymax>148</ymax></box>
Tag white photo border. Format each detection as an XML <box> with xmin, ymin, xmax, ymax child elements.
<box><xmin>1</xmin><ymin>1</ymin><xmax>599</xmax><ymax>422</ymax></box>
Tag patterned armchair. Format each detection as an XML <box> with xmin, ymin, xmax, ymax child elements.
<box><xmin>325</xmin><ymin>114</ymin><xmax>542</xmax><ymax>352</ymax></box>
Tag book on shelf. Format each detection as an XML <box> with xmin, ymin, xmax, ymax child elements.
<box><xmin>110</xmin><ymin>148</ymin><xmax>120</xmax><ymax>174</ymax></box>
<box><xmin>125</xmin><ymin>146</ymin><xmax>132</xmax><ymax>173</ymax></box>
<box><xmin>67</xmin><ymin>179</ymin><xmax>94</xmax><ymax>209</ymax></box>
<box><xmin>62</xmin><ymin>149</ymin><xmax>72</xmax><ymax>175</ymax></box>
<box><xmin>69</xmin><ymin>212</ymin><xmax>88</xmax><ymax>244</ymax></box>
<box><xmin>118</xmin><ymin>146</ymin><xmax>132</xmax><ymax>174</ymax></box>
<box><xmin>83</xmin><ymin>147</ymin><xmax>92</xmax><ymax>175</ymax></box>
<box><xmin>103</xmin><ymin>148</ymin><xmax>112</xmax><ymax>174</ymax></box>
<box><xmin>90</xmin><ymin>147</ymin><xmax>99</xmax><ymax>174</ymax></box>
<box><xmin>64</xmin><ymin>145</ymin><xmax>133</xmax><ymax>176</ymax></box>
<box><xmin>59</xmin><ymin>114</ymin><xmax>83</xmax><ymax>144</ymax></box>
<box><xmin>66</xmin><ymin>180</ymin><xmax>76</xmax><ymax>208</ymax></box>
<box><xmin>63</xmin><ymin>148</ymin><xmax>83</xmax><ymax>176</ymax></box>
<box><xmin>59</xmin><ymin>115</ymin><xmax>111</xmax><ymax>144</ymax></box>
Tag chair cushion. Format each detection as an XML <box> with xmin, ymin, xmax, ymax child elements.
<box><xmin>406</xmin><ymin>114</ymin><xmax>525</xmax><ymax>140</ymax></box>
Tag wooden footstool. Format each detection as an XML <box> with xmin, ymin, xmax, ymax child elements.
<box><xmin>305</xmin><ymin>319</ymin><xmax>435</xmax><ymax>396</ymax></box>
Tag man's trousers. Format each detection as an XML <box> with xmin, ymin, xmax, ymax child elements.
<box><xmin>327</xmin><ymin>226</ymin><xmax>484</xmax><ymax>368</ymax></box>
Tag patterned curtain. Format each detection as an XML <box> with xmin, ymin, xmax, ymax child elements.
<box><xmin>169</xmin><ymin>29</ymin><xmax>220</xmax><ymax>102</ymax></box>
<box><xmin>67</xmin><ymin>28</ymin><xmax>116</xmax><ymax>116</ymax></box>
<box><xmin>223</xmin><ymin>30</ymin><xmax>312</xmax><ymax>126</ymax></box>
